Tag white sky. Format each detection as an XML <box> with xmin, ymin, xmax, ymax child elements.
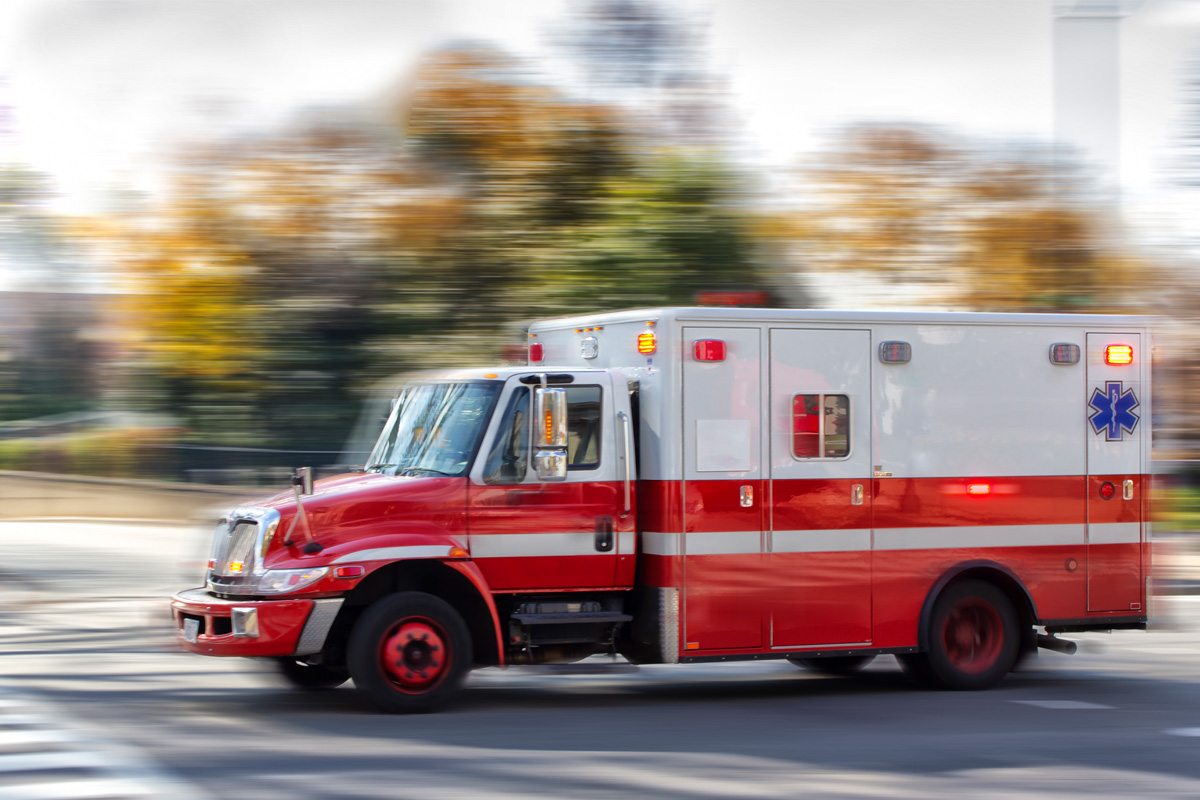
<box><xmin>1</xmin><ymin>0</ymin><xmax>1199</xmax><ymax>283</ymax></box>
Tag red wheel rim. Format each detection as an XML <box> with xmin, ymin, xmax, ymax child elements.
<box><xmin>941</xmin><ymin>598</ymin><xmax>1003</xmax><ymax>674</ymax></box>
<box><xmin>379</xmin><ymin>617</ymin><xmax>451</xmax><ymax>694</ymax></box>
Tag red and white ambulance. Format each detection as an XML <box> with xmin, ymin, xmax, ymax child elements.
<box><xmin>171</xmin><ymin>307</ymin><xmax>1153</xmax><ymax>712</ymax></box>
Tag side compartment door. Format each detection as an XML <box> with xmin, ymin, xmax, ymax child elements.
<box><xmin>768</xmin><ymin>328</ymin><xmax>873</xmax><ymax>647</ymax></box>
<box><xmin>1085</xmin><ymin>333</ymin><xmax>1144</xmax><ymax>613</ymax></box>
<box><xmin>467</xmin><ymin>373</ymin><xmax>632</xmax><ymax>591</ymax></box>
<box><xmin>682</xmin><ymin>327</ymin><xmax>764</xmax><ymax>652</ymax></box>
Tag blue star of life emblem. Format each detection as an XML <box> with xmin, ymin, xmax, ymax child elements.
<box><xmin>1088</xmin><ymin>381</ymin><xmax>1139</xmax><ymax>441</ymax></box>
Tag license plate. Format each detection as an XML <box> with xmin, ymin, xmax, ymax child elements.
<box><xmin>183</xmin><ymin>617</ymin><xmax>200</xmax><ymax>643</ymax></box>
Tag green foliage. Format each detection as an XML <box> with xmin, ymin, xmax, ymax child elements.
<box><xmin>0</xmin><ymin>429</ymin><xmax>168</xmax><ymax>478</ymax></box>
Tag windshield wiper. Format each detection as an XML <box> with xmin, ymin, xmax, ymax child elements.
<box><xmin>398</xmin><ymin>467</ymin><xmax>457</xmax><ymax>477</ymax></box>
<box><xmin>364</xmin><ymin>463</ymin><xmax>396</xmax><ymax>472</ymax></box>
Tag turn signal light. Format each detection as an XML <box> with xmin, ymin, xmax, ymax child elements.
<box><xmin>637</xmin><ymin>330</ymin><xmax>656</xmax><ymax>355</ymax></box>
<box><xmin>333</xmin><ymin>565</ymin><xmax>365</xmax><ymax>580</ymax></box>
<box><xmin>1105</xmin><ymin>344</ymin><xmax>1133</xmax><ymax>365</ymax></box>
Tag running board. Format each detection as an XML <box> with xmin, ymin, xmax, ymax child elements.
<box><xmin>511</xmin><ymin>612</ymin><xmax>632</xmax><ymax>626</ymax></box>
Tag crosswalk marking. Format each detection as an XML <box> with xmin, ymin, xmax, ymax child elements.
<box><xmin>1011</xmin><ymin>699</ymin><xmax>1115</xmax><ymax>710</ymax></box>
<box><xmin>0</xmin><ymin>690</ymin><xmax>208</xmax><ymax>800</ymax></box>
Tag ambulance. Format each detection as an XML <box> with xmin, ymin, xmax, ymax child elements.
<box><xmin>172</xmin><ymin>307</ymin><xmax>1153</xmax><ymax>712</ymax></box>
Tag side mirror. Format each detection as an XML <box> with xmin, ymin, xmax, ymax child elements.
<box><xmin>534</xmin><ymin>388</ymin><xmax>568</xmax><ymax>447</ymax></box>
<box><xmin>533</xmin><ymin>448</ymin><xmax>568</xmax><ymax>481</ymax></box>
<box><xmin>533</xmin><ymin>387</ymin><xmax>568</xmax><ymax>481</ymax></box>
<box><xmin>292</xmin><ymin>466</ymin><xmax>314</xmax><ymax>496</ymax></box>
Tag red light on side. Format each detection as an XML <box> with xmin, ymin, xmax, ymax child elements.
<box><xmin>1104</xmin><ymin>344</ymin><xmax>1133</xmax><ymax>366</ymax></box>
<box><xmin>966</xmin><ymin>483</ymin><xmax>991</xmax><ymax>496</ymax></box>
<box><xmin>333</xmin><ymin>565</ymin><xmax>365</xmax><ymax>579</ymax></box>
<box><xmin>1099</xmin><ymin>481</ymin><xmax>1116</xmax><ymax>500</ymax></box>
<box><xmin>528</xmin><ymin>342</ymin><xmax>544</xmax><ymax>363</ymax></box>
<box><xmin>693</xmin><ymin>339</ymin><xmax>726</xmax><ymax>362</ymax></box>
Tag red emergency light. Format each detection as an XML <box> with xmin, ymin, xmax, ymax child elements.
<box><xmin>693</xmin><ymin>339</ymin><xmax>727</xmax><ymax>362</ymax></box>
<box><xmin>1104</xmin><ymin>344</ymin><xmax>1133</xmax><ymax>366</ymax></box>
<box><xmin>528</xmin><ymin>342</ymin><xmax>544</xmax><ymax>363</ymax></box>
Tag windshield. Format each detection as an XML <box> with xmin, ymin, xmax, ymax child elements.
<box><xmin>365</xmin><ymin>382</ymin><xmax>500</xmax><ymax>477</ymax></box>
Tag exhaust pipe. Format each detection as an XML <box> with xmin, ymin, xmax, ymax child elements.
<box><xmin>1037</xmin><ymin>633</ymin><xmax>1077</xmax><ymax>655</ymax></box>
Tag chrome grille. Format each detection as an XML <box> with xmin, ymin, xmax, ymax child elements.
<box><xmin>212</xmin><ymin>521</ymin><xmax>258</xmax><ymax>577</ymax></box>
<box><xmin>206</xmin><ymin>506</ymin><xmax>281</xmax><ymax>596</ymax></box>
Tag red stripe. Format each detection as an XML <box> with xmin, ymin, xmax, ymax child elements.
<box><xmin>1087</xmin><ymin>475</ymin><xmax>1143</xmax><ymax>524</ymax></box>
<box><xmin>636</xmin><ymin>475</ymin><xmax>1146</xmax><ymax>531</ymax></box>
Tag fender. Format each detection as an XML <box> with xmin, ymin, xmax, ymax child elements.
<box><xmin>444</xmin><ymin>559</ymin><xmax>506</xmax><ymax>667</ymax></box>
<box><xmin>916</xmin><ymin>560</ymin><xmax>1039</xmax><ymax>651</ymax></box>
<box><xmin>325</xmin><ymin>533</ymin><xmax>506</xmax><ymax>667</ymax></box>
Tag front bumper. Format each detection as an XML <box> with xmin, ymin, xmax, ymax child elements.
<box><xmin>170</xmin><ymin>588</ymin><xmax>343</xmax><ymax>658</ymax></box>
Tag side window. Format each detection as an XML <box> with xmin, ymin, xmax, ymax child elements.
<box><xmin>565</xmin><ymin>386</ymin><xmax>602</xmax><ymax>470</ymax></box>
<box><xmin>792</xmin><ymin>394</ymin><xmax>850</xmax><ymax>459</ymax></box>
<box><xmin>483</xmin><ymin>388</ymin><xmax>530</xmax><ymax>484</ymax></box>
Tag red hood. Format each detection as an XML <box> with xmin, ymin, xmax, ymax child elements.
<box><xmin>254</xmin><ymin>472</ymin><xmax>469</xmax><ymax>568</ymax></box>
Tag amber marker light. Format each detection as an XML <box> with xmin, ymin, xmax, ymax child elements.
<box><xmin>637</xmin><ymin>330</ymin><xmax>656</xmax><ymax>355</ymax></box>
<box><xmin>228</xmin><ymin>561</ymin><xmax>244</xmax><ymax>574</ymax></box>
<box><xmin>448</xmin><ymin>546</ymin><xmax>469</xmax><ymax>558</ymax></box>
<box><xmin>1105</xmin><ymin>344</ymin><xmax>1133</xmax><ymax>365</ymax></box>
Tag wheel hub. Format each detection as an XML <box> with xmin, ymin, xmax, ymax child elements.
<box><xmin>942</xmin><ymin>599</ymin><xmax>1003</xmax><ymax>674</ymax></box>
<box><xmin>381</xmin><ymin>619</ymin><xmax>448</xmax><ymax>691</ymax></box>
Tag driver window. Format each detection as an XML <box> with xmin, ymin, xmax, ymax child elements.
<box><xmin>482</xmin><ymin>384</ymin><xmax>605</xmax><ymax>483</ymax></box>
<box><xmin>483</xmin><ymin>387</ymin><xmax>530</xmax><ymax>484</ymax></box>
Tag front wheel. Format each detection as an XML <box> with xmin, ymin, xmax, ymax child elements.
<box><xmin>916</xmin><ymin>579</ymin><xmax>1019</xmax><ymax>690</ymax></box>
<box><xmin>788</xmin><ymin>655</ymin><xmax>876</xmax><ymax>676</ymax></box>
<box><xmin>347</xmin><ymin>592</ymin><xmax>472</xmax><ymax>713</ymax></box>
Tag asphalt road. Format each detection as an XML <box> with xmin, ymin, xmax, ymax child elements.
<box><xmin>2</xmin><ymin>519</ymin><xmax>1200</xmax><ymax>799</ymax></box>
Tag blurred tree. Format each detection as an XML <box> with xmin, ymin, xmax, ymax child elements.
<box><xmin>103</xmin><ymin>43</ymin><xmax>777</xmax><ymax>466</ymax></box>
<box><xmin>0</xmin><ymin>166</ymin><xmax>99</xmax><ymax>421</ymax></box>
<box><xmin>784</xmin><ymin>125</ymin><xmax>1148</xmax><ymax>312</ymax></box>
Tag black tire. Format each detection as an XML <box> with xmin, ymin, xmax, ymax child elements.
<box><xmin>788</xmin><ymin>655</ymin><xmax>876</xmax><ymax>676</ymax></box>
<box><xmin>347</xmin><ymin>591</ymin><xmax>473</xmax><ymax>713</ymax></box>
<box><xmin>275</xmin><ymin>658</ymin><xmax>350</xmax><ymax>690</ymax></box>
<box><xmin>920</xmin><ymin>579</ymin><xmax>1019</xmax><ymax>690</ymax></box>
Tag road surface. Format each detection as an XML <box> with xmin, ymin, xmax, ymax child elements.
<box><xmin>2</xmin><ymin>519</ymin><xmax>1200</xmax><ymax>799</ymax></box>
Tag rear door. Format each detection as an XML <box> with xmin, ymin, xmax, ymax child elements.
<box><xmin>1085</xmin><ymin>333</ymin><xmax>1144</xmax><ymax>613</ymax></box>
<box><xmin>767</xmin><ymin>328</ymin><xmax>873</xmax><ymax>647</ymax></box>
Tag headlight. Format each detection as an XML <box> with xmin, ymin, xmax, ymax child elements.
<box><xmin>255</xmin><ymin>567</ymin><xmax>329</xmax><ymax>595</ymax></box>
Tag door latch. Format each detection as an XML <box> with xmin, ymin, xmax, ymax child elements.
<box><xmin>851</xmin><ymin>484</ymin><xmax>864</xmax><ymax>506</ymax></box>
<box><xmin>594</xmin><ymin>517</ymin><xmax>614</xmax><ymax>552</ymax></box>
<box><xmin>1123</xmin><ymin>479</ymin><xmax>1134</xmax><ymax>501</ymax></box>
<box><xmin>739</xmin><ymin>485</ymin><xmax>754</xmax><ymax>508</ymax></box>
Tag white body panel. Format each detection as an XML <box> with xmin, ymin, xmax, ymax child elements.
<box><xmin>529</xmin><ymin>307</ymin><xmax>1153</xmax><ymax>484</ymax></box>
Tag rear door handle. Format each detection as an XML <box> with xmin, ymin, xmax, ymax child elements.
<box><xmin>595</xmin><ymin>517</ymin><xmax>614</xmax><ymax>552</ymax></box>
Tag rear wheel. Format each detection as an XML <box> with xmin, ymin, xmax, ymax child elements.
<box><xmin>275</xmin><ymin>658</ymin><xmax>349</xmax><ymax>690</ymax></box>
<box><xmin>347</xmin><ymin>592</ymin><xmax>472</xmax><ymax>713</ymax></box>
<box><xmin>917</xmin><ymin>579</ymin><xmax>1019</xmax><ymax>690</ymax></box>
<box><xmin>788</xmin><ymin>655</ymin><xmax>876</xmax><ymax>676</ymax></box>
